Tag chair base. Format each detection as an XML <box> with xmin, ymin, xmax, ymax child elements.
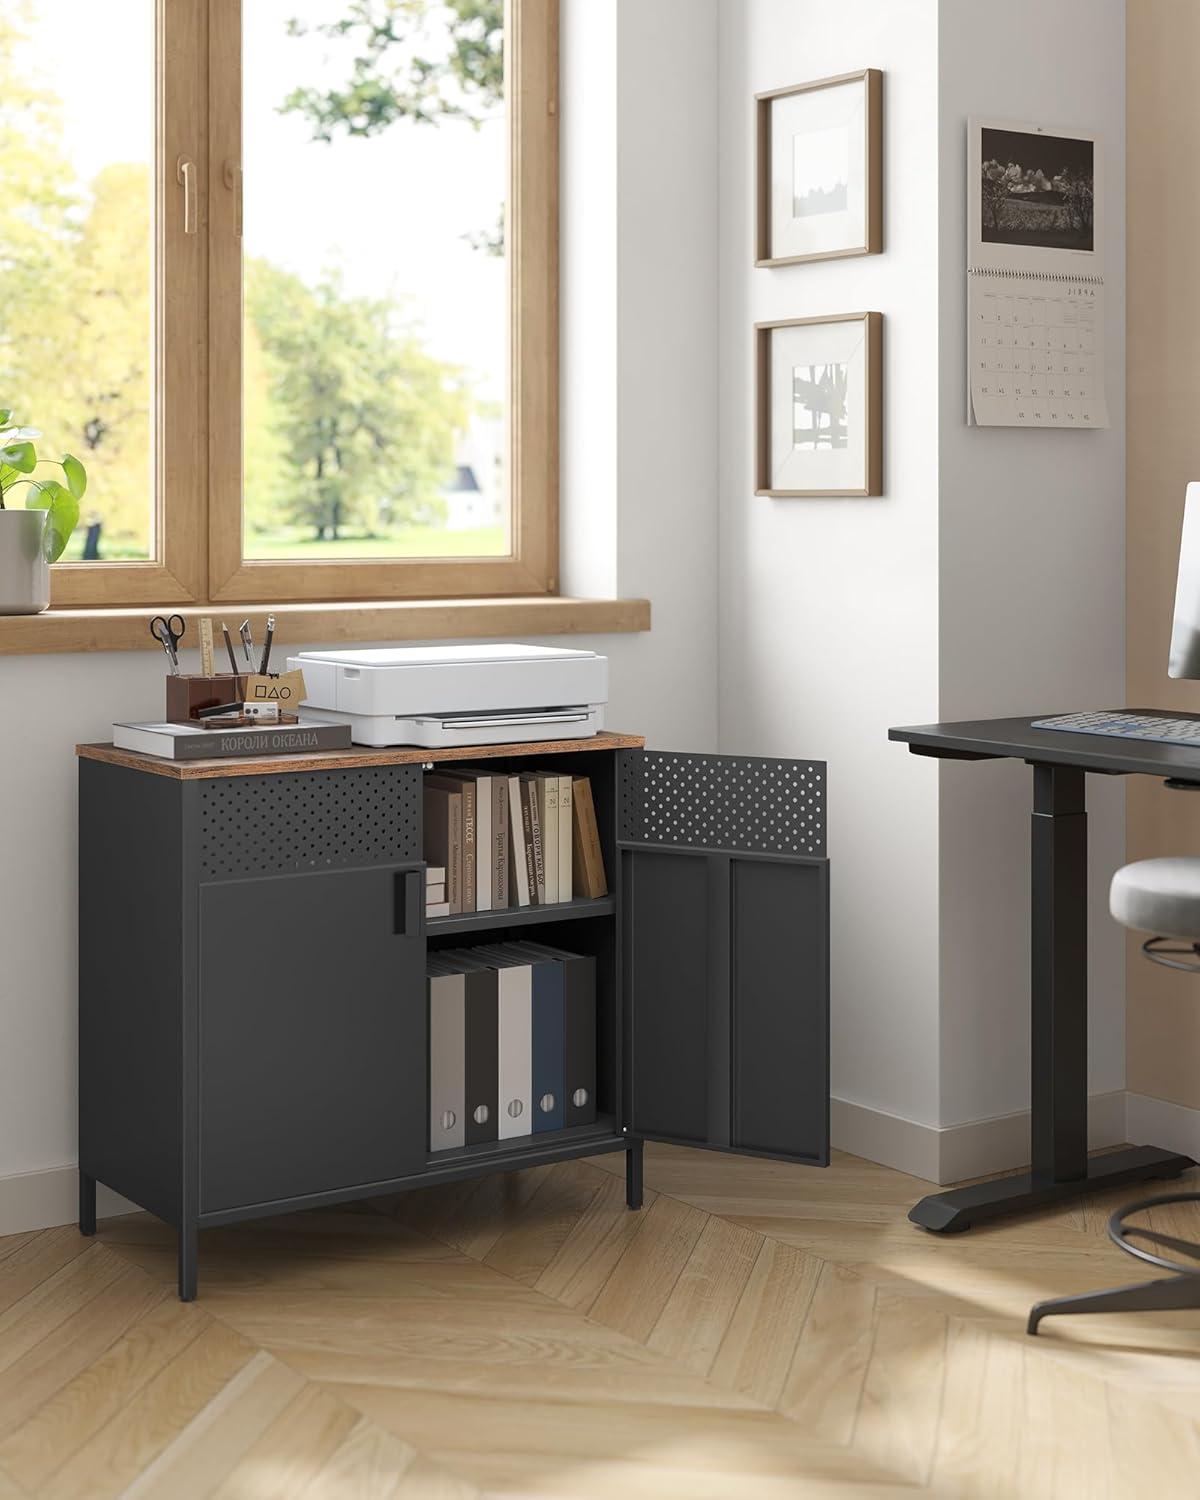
<box><xmin>1028</xmin><ymin>1189</ymin><xmax>1200</xmax><ymax>1336</ymax></box>
<box><xmin>1029</xmin><ymin>1270</ymin><xmax>1200</xmax><ymax>1334</ymax></box>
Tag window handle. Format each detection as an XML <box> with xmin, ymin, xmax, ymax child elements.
<box><xmin>176</xmin><ymin>157</ymin><xmax>197</xmax><ymax>235</ymax></box>
<box><xmin>222</xmin><ymin>160</ymin><xmax>243</xmax><ymax>239</ymax></box>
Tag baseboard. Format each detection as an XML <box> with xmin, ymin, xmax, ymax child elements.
<box><xmin>831</xmin><ymin>1090</ymin><xmax>1128</xmax><ymax>1186</ymax></box>
<box><xmin>4</xmin><ymin>1095</ymin><xmax>1187</xmax><ymax>1238</ymax></box>
<box><xmin>1125</xmin><ymin>1092</ymin><xmax>1200</xmax><ymax>1161</ymax></box>
<box><xmin>830</xmin><ymin>1098</ymin><xmax>942</xmax><ymax>1183</ymax></box>
<box><xmin>0</xmin><ymin>1165</ymin><xmax>139</xmax><ymax>1238</ymax></box>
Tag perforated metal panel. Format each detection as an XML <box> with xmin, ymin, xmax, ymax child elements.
<box><xmin>619</xmin><ymin>751</ymin><xmax>825</xmax><ymax>858</ymax></box>
<box><xmin>198</xmin><ymin>766</ymin><xmax>421</xmax><ymax>881</ymax></box>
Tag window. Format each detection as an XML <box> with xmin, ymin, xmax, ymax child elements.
<box><xmin>2</xmin><ymin>1</ymin><xmax>205</xmax><ymax>607</ymax></box>
<box><xmin>2</xmin><ymin>0</ymin><xmax>558</xmax><ymax>610</ymax></box>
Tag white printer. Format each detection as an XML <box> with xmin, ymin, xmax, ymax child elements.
<box><xmin>287</xmin><ymin>643</ymin><xmax>608</xmax><ymax>748</ymax></box>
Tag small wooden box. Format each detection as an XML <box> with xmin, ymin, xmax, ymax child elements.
<box><xmin>165</xmin><ymin>674</ymin><xmax>245</xmax><ymax>722</ymax></box>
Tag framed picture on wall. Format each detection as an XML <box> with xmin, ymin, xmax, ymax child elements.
<box><xmin>755</xmin><ymin>312</ymin><xmax>882</xmax><ymax>497</ymax></box>
<box><xmin>756</xmin><ymin>69</ymin><xmax>882</xmax><ymax>266</ymax></box>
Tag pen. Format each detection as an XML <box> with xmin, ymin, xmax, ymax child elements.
<box><xmin>258</xmin><ymin>614</ymin><xmax>276</xmax><ymax>677</ymax></box>
<box><xmin>221</xmin><ymin>622</ymin><xmax>239</xmax><ymax>675</ymax></box>
<box><xmin>239</xmin><ymin>619</ymin><xmax>254</xmax><ymax>668</ymax></box>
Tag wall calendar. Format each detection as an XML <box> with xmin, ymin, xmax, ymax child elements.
<box><xmin>966</xmin><ymin>118</ymin><xmax>1108</xmax><ymax>429</ymax></box>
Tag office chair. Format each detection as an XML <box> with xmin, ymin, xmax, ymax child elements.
<box><xmin>1028</xmin><ymin>856</ymin><xmax>1200</xmax><ymax>1335</ymax></box>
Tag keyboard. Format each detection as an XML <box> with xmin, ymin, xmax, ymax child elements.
<box><xmin>1031</xmin><ymin>711</ymin><xmax>1200</xmax><ymax>746</ymax></box>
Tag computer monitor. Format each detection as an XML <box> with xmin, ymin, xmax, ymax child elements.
<box><xmin>1169</xmin><ymin>482</ymin><xmax>1200</xmax><ymax>678</ymax></box>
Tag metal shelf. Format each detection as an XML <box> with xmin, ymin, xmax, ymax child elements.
<box><xmin>426</xmin><ymin>895</ymin><xmax>615</xmax><ymax>936</ymax></box>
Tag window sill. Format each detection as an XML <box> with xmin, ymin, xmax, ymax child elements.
<box><xmin>0</xmin><ymin>595</ymin><xmax>651</xmax><ymax>656</ymax></box>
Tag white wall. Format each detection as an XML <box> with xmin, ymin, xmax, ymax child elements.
<box><xmin>1</xmin><ymin>0</ymin><xmax>1131</xmax><ymax>1217</ymax></box>
<box><xmin>717</xmin><ymin>0</ymin><xmax>945</xmax><ymax>1130</ymax></box>
<box><xmin>936</xmin><ymin>0</ymin><xmax>1127</xmax><ymax>1126</ymax></box>
<box><xmin>0</xmin><ymin>0</ymin><xmax>721</xmax><ymax>1214</ymax></box>
<box><xmin>716</xmin><ymin>0</ymin><xmax>1126</xmax><ymax>1163</ymax></box>
<box><xmin>559</xmin><ymin>0</ymin><xmax>617</xmax><ymax>600</ymax></box>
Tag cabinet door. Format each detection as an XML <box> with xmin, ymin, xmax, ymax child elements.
<box><xmin>620</xmin><ymin>751</ymin><xmax>829</xmax><ymax>1164</ymax></box>
<box><xmin>199</xmin><ymin>864</ymin><xmax>426</xmax><ymax>1212</ymax></box>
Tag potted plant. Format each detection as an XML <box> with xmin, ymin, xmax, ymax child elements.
<box><xmin>0</xmin><ymin>408</ymin><xmax>87</xmax><ymax>613</ymax></box>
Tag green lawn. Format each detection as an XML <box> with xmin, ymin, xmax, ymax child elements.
<box><xmin>62</xmin><ymin>524</ymin><xmax>508</xmax><ymax>564</ymax></box>
<box><xmin>247</xmin><ymin>525</ymin><xmax>508</xmax><ymax>560</ymax></box>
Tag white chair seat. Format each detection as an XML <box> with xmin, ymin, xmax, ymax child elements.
<box><xmin>1110</xmin><ymin>857</ymin><xmax>1200</xmax><ymax>940</ymax></box>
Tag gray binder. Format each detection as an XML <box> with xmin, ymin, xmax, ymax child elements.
<box><xmin>426</xmin><ymin>959</ymin><xmax>465</xmax><ymax>1151</ymax></box>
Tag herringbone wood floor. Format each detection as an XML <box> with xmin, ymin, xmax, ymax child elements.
<box><xmin>1</xmin><ymin>1144</ymin><xmax>1199</xmax><ymax>1498</ymax></box>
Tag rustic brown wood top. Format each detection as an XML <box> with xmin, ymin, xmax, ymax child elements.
<box><xmin>76</xmin><ymin>729</ymin><xmax>646</xmax><ymax>780</ymax></box>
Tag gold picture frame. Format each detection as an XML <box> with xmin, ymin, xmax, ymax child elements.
<box><xmin>755</xmin><ymin>69</ymin><xmax>883</xmax><ymax>267</ymax></box>
<box><xmin>755</xmin><ymin>312</ymin><xmax>883</xmax><ymax>498</ymax></box>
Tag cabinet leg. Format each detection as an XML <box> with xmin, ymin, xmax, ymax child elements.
<box><xmin>79</xmin><ymin>1171</ymin><xmax>96</xmax><ymax>1237</ymax></box>
<box><xmin>626</xmin><ymin>1137</ymin><xmax>644</xmax><ymax>1211</ymax></box>
<box><xmin>178</xmin><ymin>1224</ymin><xmax>198</xmax><ymax>1302</ymax></box>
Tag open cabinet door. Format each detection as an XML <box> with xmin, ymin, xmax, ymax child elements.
<box><xmin>620</xmin><ymin>750</ymin><xmax>829</xmax><ymax>1165</ymax></box>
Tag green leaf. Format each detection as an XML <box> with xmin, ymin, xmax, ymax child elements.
<box><xmin>61</xmin><ymin>453</ymin><xmax>87</xmax><ymax>499</ymax></box>
<box><xmin>25</xmin><ymin>479</ymin><xmax>79</xmax><ymax>563</ymax></box>
<box><xmin>0</xmin><ymin>441</ymin><xmax>36</xmax><ymax>473</ymax></box>
<box><xmin>0</xmin><ymin>410</ymin><xmax>11</xmax><ymax>426</ymax></box>
<box><xmin>23</xmin><ymin>479</ymin><xmax>53</xmax><ymax>510</ymax></box>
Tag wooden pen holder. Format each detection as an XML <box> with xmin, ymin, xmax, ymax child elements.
<box><xmin>166</xmin><ymin>673</ymin><xmax>245</xmax><ymax>722</ymax></box>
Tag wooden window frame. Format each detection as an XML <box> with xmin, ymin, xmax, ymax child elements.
<box><xmin>50</xmin><ymin>0</ymin><xmax>206</xmax><ymax>608</ymax></box>
<box><xmin>206</xmin><ymin>0</ymin><xmax>559</xmax><ymax>605</ymax></box>
<box><xmin>54</xmin><ymin>0</ymin><xmax>558</xmax><ymax>610</ymax></box>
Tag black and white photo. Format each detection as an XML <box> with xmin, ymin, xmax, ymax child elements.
<box><xmin>755</xmin><ymin>313</ymin><xmax>882</xmax><ymax>497</ymax></box>
<box><xmin>756</xmin><ymin>70</ymin><xmax>882</xmax><ymax>265</ymax></box>
<box><xmin>979</xmin><ymin>125</ymin><xmax>1095</xmax><ymax>252</ymax></box>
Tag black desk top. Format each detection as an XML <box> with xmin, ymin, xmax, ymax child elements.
<box><xmin>889</xmin><ymin>712</ymin><xmax>1200</xmax><ymax>781</ymax></box>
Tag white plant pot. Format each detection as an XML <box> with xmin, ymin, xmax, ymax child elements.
<box><xmin>0</xmin><ymin>508</ymin><xmax>50</xmax><ymax>614</ymax></box>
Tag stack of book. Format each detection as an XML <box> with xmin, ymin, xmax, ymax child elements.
<box><xmin>427</xmin><ymin>942</ymin><xmax>597</xmax><ymax>1151</ymax></box>
<box><xmin>422</xmin><ymin>769</ymin><xmax>607</xmax><ymax>914</ymax></box>
<box><xmin>425</xmin><ymin>866</ymin><xmax>448</xmax><ymax>919</ymax></box>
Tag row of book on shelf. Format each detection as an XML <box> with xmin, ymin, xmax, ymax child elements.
<box><xmin>423</xmin><ymin>769</ymin><xmax>608</xmax><ymax>917</ymax></box>
<box><xmin>427</xmin><ymin>942</ymin><xmax>597</xmax><ymax>1152</ymax></box>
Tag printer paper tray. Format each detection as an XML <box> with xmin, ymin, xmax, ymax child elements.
<box><xmin>301</xmin><ymin>704</ymin><xmax>606</xmax><ymax>748</ymax></box>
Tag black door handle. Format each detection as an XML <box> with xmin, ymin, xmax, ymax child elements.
<box><xmin>394</xmin><ymin>868</ymin><xmax>424</xmax><ymax>937</ymax></box>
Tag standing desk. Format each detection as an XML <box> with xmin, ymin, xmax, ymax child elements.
<box><xmin>889</xmin><ymin>714</ymin><xmax>1197</xmax><ymax>1232</ymax></box>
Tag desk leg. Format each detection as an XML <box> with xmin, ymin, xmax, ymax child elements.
<box><xmin>1030</xmin><ymin>764</ymin><xmax>1087</xmax><ymax>1181</ymax></box>
<box><xmin>910</xmin><ymin>763</ymin><xmax>1194</xmax><ymax>1233</ymax></box>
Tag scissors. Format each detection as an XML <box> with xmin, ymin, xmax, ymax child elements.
<box><xmin>149</xmin><ymin>613</ymin><xmax>186</xmax><ymax>675</ymax></box>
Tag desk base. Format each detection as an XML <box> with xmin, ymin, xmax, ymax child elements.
<box><xmin>909</xmin><ymin>1145</ymin><xmax>1196</xmax><ymax>1233</ymax></box>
